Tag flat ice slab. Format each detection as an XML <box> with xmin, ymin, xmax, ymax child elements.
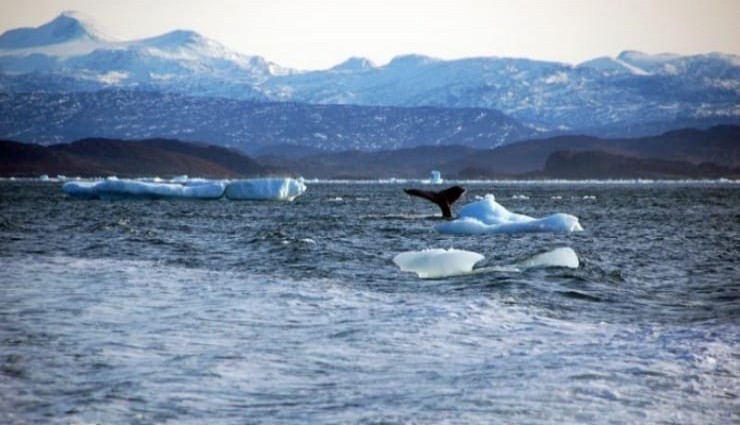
<box><xmin>393</xmin><ymin>248</ymin><xmax>485</xmax><ymax>279</ymax></box>
<box><xmin>394</xmin><ymin>246</ymin><xmax>579</xmax><ymax>279</ymax></box>
<box><xmin>436</xmin><ymin>194</ymin><xmax>583</xmax><ymax>234</ymax></box>
<box><xmin>225</xmin><ymin>178</ymin><xmax>306</xmax><ymax>201</ymax></box>
<box><xmin>63</xmin><ymin>177</ymin><xmax>308</xmax><ymax>201</ymax></box>
<box><xmin>63</xmin><ymin>179</ymin><xmax>226</xmax><ymax>200</ymax></box>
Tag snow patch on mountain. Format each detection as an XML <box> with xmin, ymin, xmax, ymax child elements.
<box><xmin>0</xmin><ymin>11</ymin><xmax>108</xmax><ymax>49</ymax></box>
<box><xmin>331</xmin><ymin>57</ymin><xmax>376</xmax><ymax>72</ymax></box>
<box><xmin>577</xmin><ymin>56</ymin><xmax>651</xmax><ymax>75</ymax></box>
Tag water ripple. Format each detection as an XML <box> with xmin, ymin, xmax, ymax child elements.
<box><xmin>0</xmin><ymin>182</ymin><xmax>738</xmax><ymax>424</ymax></box>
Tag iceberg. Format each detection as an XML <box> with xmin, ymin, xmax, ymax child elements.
<box><xmin>62</xmin><ymin>177</ymin><xmax>308</xmax><ymax>201</ymax></box>
<box><xmin>436</xmin><ymin>194</ymin><xmax>583</xmax><ymax>234</ymax></box>
<box><xmin>62</xmin><ymin>180</ymin><xmax>100</xmax><ymax>198</ymax></box>
<box><xmin>429</xmin><ymin>170</ymin><xmax>443</xmax><ymax>184</ymax></box>
<box><xmin>394</xmin><ymin>247</ymin><xmax>579</xmax><ymax>279</ymax></box>
<box><xmin>393</xmin><ymin>248</ymin><xmax>484</xmax><ymax>279</ymax></box>
<box><xmin>512</xmin><ymin>247</ymin><xmax>580</xmax><ymax>270</ymax></box>
<box><xmin>225</xmin><ymin>178</ymin><xmax>306</xmax><ymax>201</ymax></box>
<box><xmin>63</xmin><ymin>179</ymin><xmax>226</xmax><ymax>200</ymax></box>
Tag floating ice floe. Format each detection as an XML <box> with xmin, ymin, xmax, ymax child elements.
<box><xmin>63</xmin><ymin>177</ymin><xmax>308</xmax><ymax>201</ymax></box>
<box><xmin>393</xmin><ymin>248</ymin><xmax>485</xmax><ymax>279</ymax></box>
<box><xmin>513</xmin><ymin>247</ymin><xmax>580</xmax><ymax>270</ymax></box>
<box><xmin>63</xmin><ymin>179</ymin><xmax>226</xmax><ymax>200</ymax></box>
<box><xmin>436</xmin><ymin>194</ymin><xmax>583</xmax><ymax>234</ymax></box>
<box><xmin>225</xmin><ymin>177</ymin><xmax>306</xmax><ymax>201</ymax></box>
<box><xmin>393</xmin><ymin>247</ymin><xmax>579</xmax><ymax>279</ymax></box>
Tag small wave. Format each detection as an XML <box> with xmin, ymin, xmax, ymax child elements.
<box><xmin>558</xmin><ymin>290</ymin><xmax>604</xmax><ymax>302</ymax></box>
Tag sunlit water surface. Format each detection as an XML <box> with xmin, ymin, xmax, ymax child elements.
<box><xmin>1</xmin><ymin>181</ymin><xmax>738</xmax><ymax>424</ymax></box>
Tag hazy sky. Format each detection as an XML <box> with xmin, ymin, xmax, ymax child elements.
<box><xmin>1</xmin><ymin>0</ymin><xmax>738</xmax><ymax>70</ymax></box>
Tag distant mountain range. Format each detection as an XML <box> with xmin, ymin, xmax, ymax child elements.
<box><xmin>2</xmin><ymin>126</ymin><xmax>737</xmax><ymax>179</ymax></box>
<box><xmin>1</xmin><ymin>11</ymin><xmax>739</xmax><ymax>145</ymax></box>
<box><xmin>259</xmin><ymin>126</ymin><xmax>740</xmax><ymax>179</ymax></box>
<box><xmin>0</xmin><ymin>90</ymin><xmax>534</xmax><ymax>151</ymax></box>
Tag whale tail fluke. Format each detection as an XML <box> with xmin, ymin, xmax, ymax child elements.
<box><xmin>404</xmin><ymin>185</ymin><xmax>466</xmax><ymax>219</ymax></box>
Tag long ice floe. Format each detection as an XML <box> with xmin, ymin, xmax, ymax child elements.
<box><xmin>225</xmin><ymin>178</ymin><xmax>306</xmax><ymax>201</ymax></box>
<box><xmin>63</xmin><ymin>179</ymin><xmax>226</xmax><ymax>199</ymax></box>
<box><xmin>63</xmin><ymin>177</ymin><xmax>306</xmax><ymax>201</ymax></box>
<box><xmin>394</xmin><ymin>247</ymin><xmax>579</xmax><ymax>279</ymax></box>
<box><xmin>436</xmin><ymin>194</ymin><xmax>583</xmax><ymax>234</ymax></box>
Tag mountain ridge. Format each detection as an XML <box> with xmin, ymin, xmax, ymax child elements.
<box><xmin>258</xmin><ymin>125</ymin><xmax>740</xmax><ymax>178</ymax></box>
<box><xmin>0</xmin><ymin>137</ymin><xmax>275</xmax><ymax>178</ymax></box>
<box><xmin>0</xmin><ymin>11</ymin><xmax>105</xmax><ymax>49</ymax></box>
<box><xmin>1</xmin><ymin>126</ymin><xmax>737</xmax><ymax>179</ymax></box>
<box><xmin>0</xmin><ymin>90</ymin><xmax>535</xmax><ymax>151</ymax></box>
<box><xmin>1</xmin><ymin>13</ymin><xmax>738</xmax><ymax>138</ymax></box>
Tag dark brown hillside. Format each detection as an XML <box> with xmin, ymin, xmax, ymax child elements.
<box><xmin>260</xmin><ymin>126</ymin><xmax>740</xmax><ymax>179</ymax></box>
<box><xmin>453</xmin><ymin>125</ymin><xmax>740</xmax><ymax>175</ymax></box>
<box><xmin>0</xmin><ymin>138</ymin><xmax>273</xmax><ymax>178</ymax></box>
<box><xmin>541</xmin><ymin>151</ymin><xmax>740</xmax><ymax>179</ymax></box>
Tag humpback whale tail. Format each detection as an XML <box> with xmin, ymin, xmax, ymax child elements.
<box><xmin>404</xmin><ymin>185</ymin><xmax>466</xmax><ymax>219</ymax></box>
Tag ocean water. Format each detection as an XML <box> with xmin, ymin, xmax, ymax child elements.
<box><xmin>1</xmin><ymin>181</ymin><xmax>738</xmax><ymax>424</ymax></box>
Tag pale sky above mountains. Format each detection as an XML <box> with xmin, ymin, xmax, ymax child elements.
<box><xmin>1</xmin><ymin>0</ymin><xmax>738</xmax><ymax>70</ymax></box>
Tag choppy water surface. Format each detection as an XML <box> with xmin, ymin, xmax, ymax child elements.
<box><xmin>1</xmin><ymin>181</ymin><xmax>738</xmax><ymax>424</ymax></box>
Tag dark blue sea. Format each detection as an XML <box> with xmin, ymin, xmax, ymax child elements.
<box><xmin>1</xmin><ymin>180</ymin><xmax>738</xmax><ymax>424</ymax></box>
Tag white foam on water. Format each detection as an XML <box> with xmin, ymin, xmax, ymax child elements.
<box><xmin>2</xmin><ymin>253</ymin><xmax>736</xmax><ymax>424</ymax></box>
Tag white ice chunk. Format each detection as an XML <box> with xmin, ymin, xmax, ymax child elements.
<box><xmin>63</xmin><ymin>179</ymin><xmax>226</xmax><ymax>199</ymax></box>
<box><xmin>436</xmin><ymin>194</ymin><xmax>583</xmax><ymax>234</ymax></box>
<box><xmin>514</xmin><ymin>247</ymin><xmax>579</xmax><ymax>269</ymax></box>
<box><xmin>394</xmin><ymin>247</ymin><xmax>580</xmax><ymax>279</ymax></box>
<box><xmin>62</xmin><ymin>181</ymin><xmax>99</xmax><ymax>198</ymax></box>
<box><xmin>180</xmin><ymin>182</ymin><xmax>227</xmax><ymax>199</ymax></box>
<box><xmin>430</xmin><ymin>170</ymin><xmax>443</xmax><ymax>184</ymax></box>
<box><xmin>225</xmin><ymin>178</ymin><xmax>306</xmax><ymax>201</ymax></box>
<box><xmin>393</xmin><ymin>248</ymin><xmax>484</xmax><ymax>279</ymax></box>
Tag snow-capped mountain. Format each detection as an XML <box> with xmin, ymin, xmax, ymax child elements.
<box><xmin>262</xmin><ymin>52</ymin><xmax>739</xmax><ymax>130</ymax></box>
<box><xmin>0</xmin><ymin>11</ymin><xmax>105</xmax><ymax>50</ymax></box>
<box><xmin>1</xmin><ymin>12</ymin><xmax>738</xmax><ymax>140</ymax></box>
<box><xmin>0</xmin><ymin>11</ymin><xmax>283</xmax><ymax>98</ymax></box>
